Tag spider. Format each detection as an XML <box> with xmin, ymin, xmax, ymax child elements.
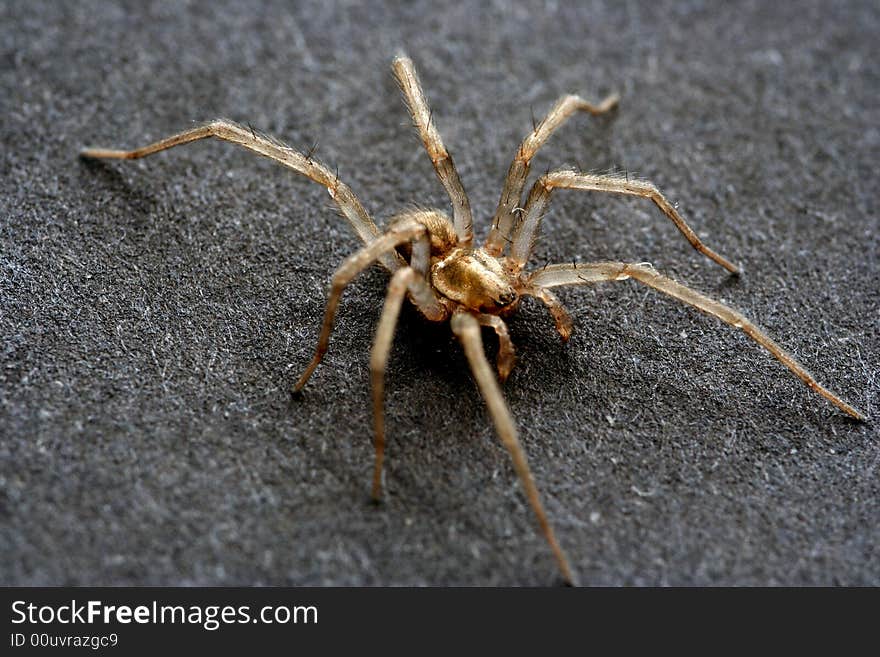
<box><xmin>81</xmin><ymin>55</ymin><xmax>865</xmax><ymax>585</ymax></box>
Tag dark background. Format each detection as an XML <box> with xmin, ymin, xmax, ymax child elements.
<box><xmin>2</xmin><ymin>0</ymin><xmax>877</xmax><ymax>585</ymax></box>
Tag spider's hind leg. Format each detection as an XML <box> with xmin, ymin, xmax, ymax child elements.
<box><xmin>81</xmin><ymin>119</ymin><xmax>401</xmax><ymax>269</ymax></box>
<box><xmin>392</xmin><ymin>56</ymin><xmax>474</xmax><ymax>246</ymax></box>
<box><xmin>484</xmin><ymin>92</ymin><xmax>619</xmax><ymax>256</ymax></box>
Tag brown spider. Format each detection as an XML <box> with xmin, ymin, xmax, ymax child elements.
<box><xmin>82</xmin><ymin>55</ymin><xmax>865</xmax><ymax>585</ymax></box>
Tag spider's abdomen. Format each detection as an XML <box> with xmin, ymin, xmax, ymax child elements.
<box><xmin>431</xmin><ymin>247</ymin><xmax>518</xmax><ymax>313</ymax></box>
<box><xmin>388</xmin><ymin>209</ymin><xmax>457</xmax><ymax>256</ymax></box>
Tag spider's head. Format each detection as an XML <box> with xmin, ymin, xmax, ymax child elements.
<box><xmin>432</xmin><ymin>248</ymin><xmax>519</xmax><ymax>313</ymax></box>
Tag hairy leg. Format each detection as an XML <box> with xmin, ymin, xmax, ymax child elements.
<box><xmin>81</xmin><ymin>118</ymin><xmax>402</xmax><ymax>271</ymax></box>
<box><xmin>293</xmin><ymin>219</ymin><xmax>434</xmax><ymax>392</ymax></box>
<box><xmin>370</xmin><ymin>267</ymin><xmax>447</xmax><ymax>500</ymax></box>
<box><xmin>451</xmin><ymin>312</ymin><xmax>576</xmax><ymax>585</ymax></box>
<box><xmin>510</xmin><ymin>170</ymin><xmax>739</xmax><ymax>274</ymax></box>
<box><xmin>484</xmin><ymin>93</ymin><xmax>619</xmax><ymax>256</ymax></box>
<box><xmin>528</xmin><ymin>261</ymin><xmax>865</xmax><ymax>420</ymax></box>
<box><xmin>392</xmin><ymin>56</ymin><xmax>474</xmax><ymax>246</ymax></box>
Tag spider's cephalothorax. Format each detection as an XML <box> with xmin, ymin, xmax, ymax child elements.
<box><xmin>82</xmin><ymin>55</ymin><xmax>865</xmax><ymax>585</ymax></box>
<box><xmin>432</xmin><ymin>244</ymin><xmax>519</xmax><ymax>313</ymax></box>
<box><xmin>389</xmin><ymin>209</ymin><xmax>519</xmax><ymax>315</ymax></box>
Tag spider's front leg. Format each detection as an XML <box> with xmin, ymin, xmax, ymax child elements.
<box><xmin>291</xmin><ymin>216</ymin><xmax>447</xmax><ymax>500</ymax></box>
<box><xmin>451</xmin><ymin>312</ymin><xmax>577</xmax><ymax>585</ymax></box>
<box><xmin>369</xmin><ymin>265</ymin><xmax>447</xmax><ymax>501</ymax></box>
<box><xmin>528</xmin><ymin>261</ymin><xmax>866</xmax><ymax>420</ymax></box>
<box><xmin>292</xmin><ymin>218</ymin><xmax>443</xmax><ymax>393</ymax></box>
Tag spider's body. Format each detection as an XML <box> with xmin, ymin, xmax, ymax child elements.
<box><xmin>390</xmin><ymin>209</ymin><xmax>520</xmax><ymax>316</ymax></box>
<box><xmin>82</xmin><ymin>56</ymin><xmax>864</xmax><ymax>585</ymax></box>
<box><xmin>432</xmin><ymin>245</ymin><xmax>519</xmax><ymax>314</ymax></box>
<box><xmin>430</xmin><ymin>249</ymin><xmax>519</xmax><ymax>315</ymax></box>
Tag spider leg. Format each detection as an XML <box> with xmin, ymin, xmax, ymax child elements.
<box><xmin>484</xmin><ymin>93</ymin><xmax>619</xmax><ymax>256</ymax></box>
<box><xmin>80</xmin><ymin>119</ymin><xmax>402</xmax><ymax>271</ymax></box>
<box><xmin>519</xmin><ymin>285</ymin><xmax>574</xmax><ymax>341</ymax></box>
<box><xmin>370</xmin><ymin>267</ymin><xmax>448</xmax><ymax>501</ymax></box>
<box><xmin>293</xmin><ymin>219</ymin><xmax>442</xmax><ymax>393</ymax></box>
<box><xmin>450</xmin><ymin>312</ymin><xmax>577</xmax><ymax>585</ymax></box>
<box><xmin>474</xmin><ymin>314</ymin><xmax>516</xmax><ymax>382</ymax></box>
<box><xmin>528</xmin><ymin>261</ymin><xmax>866</xmax><ymax>420</ymax></box>
<box><xmin>510</xmin><ymin>170</ymin><xmax>740</xmax><ymax>275</ymax></box>
<box><xmin>392</xmin><ymin>55</ymin><xmax>474</xmax><ymax>247</ymax></box>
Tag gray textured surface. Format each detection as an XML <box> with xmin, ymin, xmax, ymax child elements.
<box><xmin>2</xmin><ymin>0</ymin><xmax>878</xmax><ymax>586</ymax></box>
